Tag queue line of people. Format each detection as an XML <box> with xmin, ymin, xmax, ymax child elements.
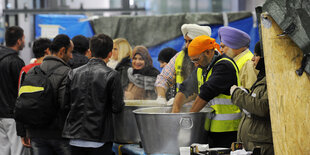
<box><xmin>0</xmin><ymin>24</ymin><xmax>273</xmax><ymax>155</ymax></box>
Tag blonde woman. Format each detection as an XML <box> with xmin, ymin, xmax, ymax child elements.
<box><xmin>107</xmin><ymin>38</ymin><xmax>132</xmax><ymax>69</ymax></box>
<box><xmin>107</xmin><ymin>38</ymin><xmax>133</xmax><ymax>89</ymax></box>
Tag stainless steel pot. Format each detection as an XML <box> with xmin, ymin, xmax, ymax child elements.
<box><xmin>133</xmin><ymin>107</ymin><xmax>213</xmax><ymax>154</ymax></box>
<box><xmin>113</xmin><ymin>100</ymin><xmax>165</xmax><ymax>144</ymax></box>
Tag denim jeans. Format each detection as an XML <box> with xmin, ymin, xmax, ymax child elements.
<box><xmin>31</xmin><ymin>138</ymin><xmax>71</xmax><ymax>155</ymax></box>
<box><xmin>71</xmin><ymin>142</ymin><xmax>113</xmax><ymax>155</ymax></box>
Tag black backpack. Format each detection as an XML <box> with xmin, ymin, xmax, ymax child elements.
<box><xmin>14</xmin><ymin>65</ymin><xmax>60</xmax><ymax>128</ymax></box>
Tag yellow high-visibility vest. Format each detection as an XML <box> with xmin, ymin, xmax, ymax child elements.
<box><xmin>197</xmin><ymin>57</ymin><xmax>241</xmax><ymax>132</ymax></box>
<box><xmin>175</xmin><ymin>50</ymin><xmax>185</xmax><ymax>92</ymax></box>
<box><xmin>236</xmin><ymin>50</ymin><xmax>253</xmax><ymax>72</ymax></box>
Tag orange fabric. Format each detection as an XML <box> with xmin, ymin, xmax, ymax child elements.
<box><xmin>188</xmin><ymin>35</ymin><xmax>220</xmax><ymax>56</ymax></box>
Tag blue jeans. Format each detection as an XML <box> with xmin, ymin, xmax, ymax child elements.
<box><xmin>71</xmin><ymin>142</ymin><xmax>113</xmax><ymax>155</ymax></box>
<box><xmin>31</xmin><ymin>138</ymin><xmax>71</xmax><ymax>155</ymax></box>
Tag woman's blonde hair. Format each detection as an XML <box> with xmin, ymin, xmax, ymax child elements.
<box><xmin>114</xmin><ymin>38</ymin><xmax>132</xmax><ymax>61</ymax></box>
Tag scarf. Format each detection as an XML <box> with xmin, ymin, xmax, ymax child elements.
<box><xmin>127</xmin><ymin>67</ymin><xmax>157</xmax><ymax>90</ymax></box>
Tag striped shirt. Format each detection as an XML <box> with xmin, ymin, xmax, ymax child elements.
<box><xmin>155</xmin><ymin>52</ymin><xmax>180</xmax><ymax>89</ymax></box>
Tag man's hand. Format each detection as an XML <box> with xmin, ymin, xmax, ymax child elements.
<box><xmin>155</xmin><ymin>87</ymin><xmax>166</xmax><ymax>99</ymax></box>
<box><xmin>21</xmin><ymin>137</ymin><xmax>31</xmax><ymax>147</ymax></box>
<box><xmin>171</xmin><ymin>93</ymin><xmax>186</xmax><ymax>113</ymax></box>
<box><xmin>167</xmin><ymin>98</ymin><xmax>174</xmax><ymax>106</ymax></box>
<box><xmin>156</xmin><ymin>96</ymin><xmax>167</xmax><ymax>105</ymax></box>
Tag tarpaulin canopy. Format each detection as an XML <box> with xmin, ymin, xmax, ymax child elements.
<box><xmin>92</xmin><ymin>12</ymin><xmax>253</xmax><ymax>48</ymax></box>
<box><xmin>263</xmin><ymin>0</ymin><xmax>310</xmax><ymax>75</ymax></box>
<box><xmin>92</xmin><ymin>12</ymin><xmax>259</xmax><ymax>70</ymax></box>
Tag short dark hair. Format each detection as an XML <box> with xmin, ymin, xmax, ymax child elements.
<box><xmin>90</xmin><ymin>34</ymin><xmax>113</xmax><ymax>59</ymax></box>
<box><xmin>158</xmin><ymin>47</ymin><xmax>178</xmax><ymax>63</ymax></box>
<box><xmin>50</xmin><ymin>34</ymin><xmax>71</xmax><ymax>54</ymax></box>
<box><xmin>32</xmin><ymin>38</ymin><xmax>52</xmax><ymax>58</ymax></box>
<box><xmin>72</xmin><ymin>35</ymin><xmax>89</xmax><ymax>55</ymax></box>
<box><xmin>5</xmin><ymin>26</ymin><xmax>24</xmax><ymax>47</ymax></box>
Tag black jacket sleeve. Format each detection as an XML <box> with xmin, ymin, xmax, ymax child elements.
<box><xmin>11</xmin><ymin>57</ymin><xmax>25</xmax><ymax>137</ymax></box>
<box><xmin>179</xmin><ymin>68</ymin><xmax>198</xmax><ymax>98</ymax></box>
<box><xmin>9</xmin><ymin>56</ymin><xmax>25</xmax><ymax>96</ymax></box>
<box><xmin>109</xmin><ymin>71</ymin><xmax>125</xmax><ymax>113</ymax></box>
<box><xmin>199</xmin><ymin>60</ymin><xmax>238</xmax><ymax>102</ymax></box>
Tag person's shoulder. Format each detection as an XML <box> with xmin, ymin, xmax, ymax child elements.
<box><xmin>22</xmin><ymin>63</ymin><xmax>41</xmax><ymax>73</ymax></box>
<box><xmin>214</xmin><ymin>55</ymin><xmax>237</xmax><ymax>71</ymax></box>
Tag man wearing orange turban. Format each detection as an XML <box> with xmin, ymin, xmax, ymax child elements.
<box><xmin>155</xmin><ymin>24</ymin><xmax>212</xmax><ymax>104</ymax></box>
<box><xmin>172</xmin><ymin>35</ymin><xmax>241</xmax><ymax>148</ymax></box>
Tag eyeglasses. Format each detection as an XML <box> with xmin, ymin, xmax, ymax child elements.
<box><xmin>191</xmin><ymin>54</ymin><xmax>203</xmax><ymax>63</ymax></box>
<box><xmin>184</xmin><ymin>39</ymin><xmax>192</xmax><ymax>44</ymax></box>
<box><xmin>220</xmin><ymin>44</ymin><xmax>226</xmax><ymax>49</ymax></box>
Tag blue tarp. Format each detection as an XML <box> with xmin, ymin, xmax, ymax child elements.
<box><xmin>149</xmin><ymin>16</ymin><xmax>259</xmax><ymax>71</ymax></box>
<box><xmin>35</xmin><ymin>14</ymin><xmax>94</xmax><ymax>39</ymax></box>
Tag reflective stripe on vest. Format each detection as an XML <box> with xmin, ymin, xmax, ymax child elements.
<box><xmin>18</xmin><ymin>85</ymin><xmax>44</xmax><ymax>97</ymax></box>
<box><xmin>235</xmin><ymin>50</ymin><xmax>253</xmax><ymax>72</ymax></box>
<box><xmin>197</xmin><ymin>57</ymin><xmax>241</xmax><ymax>132</ymax></box>
<box><xmin>175</xmin><ymin>50</ymin><xmax>185</xmax><ymax>92</ymax></box>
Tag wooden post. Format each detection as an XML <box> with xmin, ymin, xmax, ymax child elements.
<box><xmin>261</xmin><ymin>13</ymin><xmax>310</xmax><ymax>155</ymax></box>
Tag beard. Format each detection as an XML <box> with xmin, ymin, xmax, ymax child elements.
<box><xmin>18</xmin><ymin>42</ymin><xmax>25</xmax><ymax>51</ymax></box>
<box><xmin>224</xmin><ymin>48</ymin><xmax>236</xmax><ymax>58</ymax></box>
<box><xmin>181</xmin><ymin>48</ymin><xmax>195</xmax><ymax>80</ymax></box>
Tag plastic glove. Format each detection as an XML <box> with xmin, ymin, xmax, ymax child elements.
<box><xmin>239</xmin><ymin>87</ymin><xmax>249</xmax><ymax>93</ymax></box>
<box><xmin>167</xmin><ymin>97</ymin><xmax>175</xmax><ymax>106</ymax></box>
<box><xmin>230</xmin><ymin>85</ymin><xmax>238</xmax><ymax>95</ymax></box>
<box><xmin>156</xmin><ymin>96</ymin><xmax>167</xmax><ymax>105</ymax></box>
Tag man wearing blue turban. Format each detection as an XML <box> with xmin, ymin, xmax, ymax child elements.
<box><xmin>218</xmin><ymin>26</ymin><xmax>257</xmax><ymax>89</ymax></box>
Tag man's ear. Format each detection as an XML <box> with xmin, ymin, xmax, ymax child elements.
<box><xmin>107</xmin><ymin>51</ymin><xmax>112</xmax><ymax>59</ymax></box>
<box><xmin>44</xmin><ymin>48</ymin><xmax>51</xmax><ymax>56</ymax></box>
<box><xmin>85</xmin><ymin>49</ymin><xmax>92</xmax><ymax>58</ymax></box>
<box><xmin>58</xmin><ymin>47</ymin><xmax>65</xmax><ymax>58</ymax></box>
<box><xmin>16</xmin><ymin>38</ymin><xmax>22</xmax><ymax>47</ymax></box>
<box><xmin>205</xmin><ymin>49</ymin><xmax>214</xmax><ymax>56</ymax></box>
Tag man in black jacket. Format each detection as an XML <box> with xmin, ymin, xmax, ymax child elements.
<box><xmin>68</xmin><ymin>35</ymin><xmax>91</xmax><ymax>69</ymax></box>
<box><xmin>62</xmin><ymin>34</ymin><xmax>124</xmax><ymax>155</ymax></box>
<box><xmin>0</xmin><ymin>26</ymin><xmax>25</xmax><ymax>155</ymax></box>
<box><xmin>27</xmin><ymin>34</ymin><xmax>73</xmax><ymax>155</ymax></box>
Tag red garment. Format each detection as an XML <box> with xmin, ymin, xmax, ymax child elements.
<box><xmin>18</xmin><ymin>63</ymin><xmax>41</xmax><ymax>90</ymax></box>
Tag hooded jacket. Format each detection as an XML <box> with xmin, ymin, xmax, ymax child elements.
<box><xmin>0</xmin><ymin>46</ymin><xmax>25</xmax><ymax>118</ymax></box>
<box><xmin>231</xmin><ymin>77</ymin><xmax>273</xmax><ymax>155</ymax></box>
<box><xmin>26</xmin><ymin>56</ymin><xmax>71</xmax><ymax>139</ymax></box>
<box><xmin>68</xmin><ymin>51</ymin><xmax>89</xmax><ymax>69</ymax></box>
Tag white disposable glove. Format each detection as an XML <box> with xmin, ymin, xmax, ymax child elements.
<box><xmin>167</xmin><ymin>97</ymin><xmax>175</xmax><ymax>106</ymax></box>
<box><xmin>230</xmin><ymin>85</ymin><xmax>249</xmax><ymax>95</ymax></box>
<box><xmin>230</xmin><ymin>85</ymin><xmax>238</xmax><ymax>95</ymax></box>
<box><xmin>156</xmin><ymin>96</ymin><xmax>167</xmax><ymax>105</ymax></box>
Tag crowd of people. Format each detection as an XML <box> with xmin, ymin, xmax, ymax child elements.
<box><xmin>0</xmin><ymin>24</ymin><xmax>273</xmax><ymax>155</ymax></box>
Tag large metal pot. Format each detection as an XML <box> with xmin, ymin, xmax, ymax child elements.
<box><xmin>113</xmin><ymin>100</ymin><xmax>164</xmax><ymax>143</ymax></box>
<box><xmin>133</xmin><ymin>107</ymin><xmax>213</xmax><ymax>154</ymax></box>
